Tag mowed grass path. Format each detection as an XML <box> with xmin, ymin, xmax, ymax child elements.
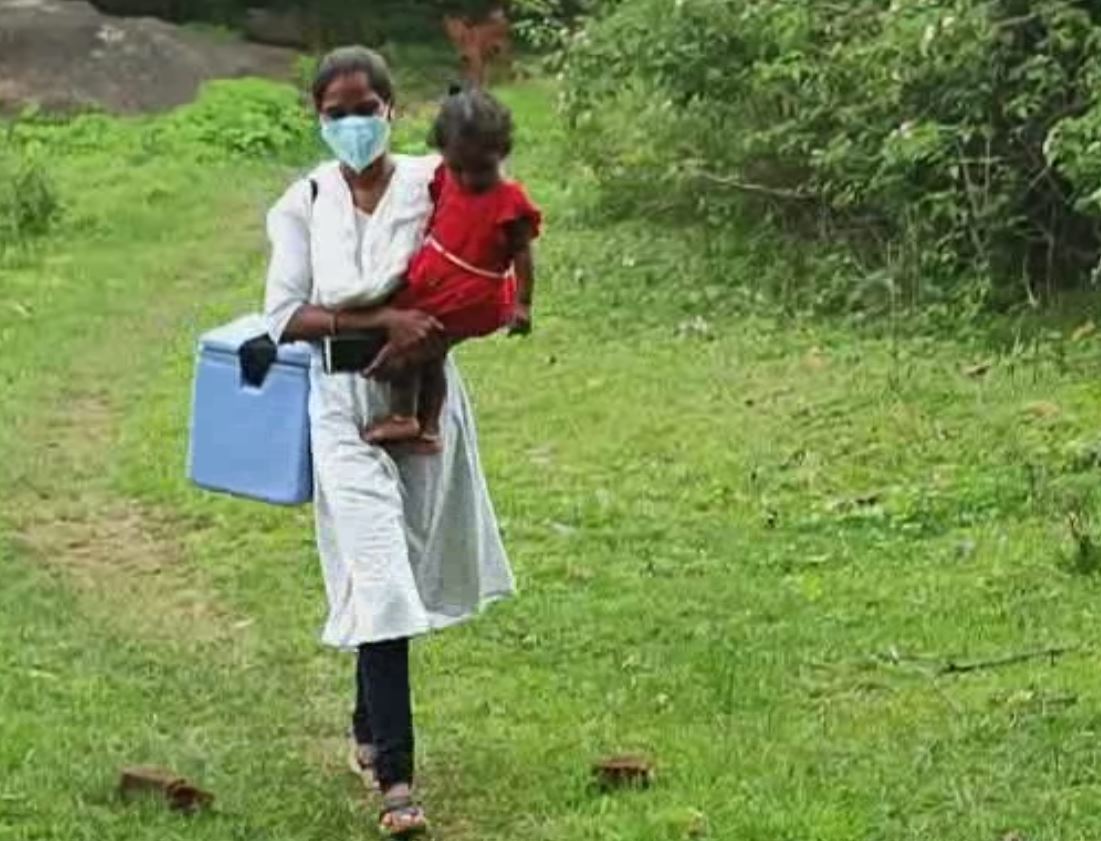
<box><xmin>6</xmin><ymin>81</ymin><xmax>1101</xmax><ymax>841</ymax></box>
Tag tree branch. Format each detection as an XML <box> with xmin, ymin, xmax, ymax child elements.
<box><xmin>689</xmin><ymin>169</ymin><xmax>817</xmax><ymax>202</ymax></box>
<box><xmin>938</xmin><ymin>645</ymin><xmax>1080</xmax><ymax>676</ymax></box>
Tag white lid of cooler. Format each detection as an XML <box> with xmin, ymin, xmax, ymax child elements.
<box><xmin>198</xmin><ymin>313</ymin><xmax>312</xmax><ymax>369</ymax></box>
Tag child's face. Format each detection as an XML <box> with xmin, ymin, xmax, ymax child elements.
<box><xmin>445</xmin><ymin>141</ymin><xmax>503</xmax><ymax>194</ymax></box>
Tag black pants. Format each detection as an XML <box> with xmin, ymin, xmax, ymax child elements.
<box><xmin>351</xmin><ymin>638</ymin><xmax>414</xmax><ymax>789</ymax></box>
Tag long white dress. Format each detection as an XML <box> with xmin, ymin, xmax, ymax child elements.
<box><xmin>263</xmin><ymin>156</ymin><xmax>515</xmax><ymax>647</ymax></box>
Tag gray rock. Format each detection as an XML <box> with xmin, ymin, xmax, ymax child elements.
<box><xmin>0</xmin><ymin>0</ymin><xmax>296</xmax><ymax>113</ymax></box>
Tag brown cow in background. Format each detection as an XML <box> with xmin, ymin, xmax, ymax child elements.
<box><xmin>444</xmin><ymin>7</ymin><xmax>513</xmax><ymax>87</ymax></box>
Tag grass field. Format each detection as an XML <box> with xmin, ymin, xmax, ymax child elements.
<box><xmin>7</xmin><ymin>75</ymin><xmax>1101</xmax><ymax>841</ymax></box>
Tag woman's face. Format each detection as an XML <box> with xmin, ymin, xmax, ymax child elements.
<box><xmin>318</xmin><ymin>72</ymin><xmax>390</xmax><ymax>121</ymax></box>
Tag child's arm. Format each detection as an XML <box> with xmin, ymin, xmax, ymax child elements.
<box><xmin>506</xmin><ymin>218</ymin><xmax>536</xmax><ymax>336</ymax></box>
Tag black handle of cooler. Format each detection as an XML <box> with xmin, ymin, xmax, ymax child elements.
<box><xmin>239</xmin><ymin>334</ymin><xmax>278</xmax><ymax>388</ymax></box>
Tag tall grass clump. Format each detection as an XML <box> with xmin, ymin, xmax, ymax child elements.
<box><xmin>0</xmin><ymin>151</ymin><xmax>60</xmax><ymax>254</ymax></box>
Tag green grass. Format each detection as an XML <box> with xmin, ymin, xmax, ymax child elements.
<box><xmin>7</xmin><ymin>78</ymin><xmax>1101</xmax><ymax>841</ymax></box>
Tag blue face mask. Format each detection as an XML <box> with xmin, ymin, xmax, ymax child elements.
<box><xmin>320</xmin><ymin>115</ymin><xmax>391</xmax><ymax>173</ymax></box>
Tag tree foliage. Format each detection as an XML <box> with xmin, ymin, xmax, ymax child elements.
<box><xmin>89</xmin><ymin>0</ymin><xmax>601</xmax><ymax>48</ymax></box>
<box><xmin>562</xmin><ymin>0</ymin><xmax>1101</xmax><ymax>309</ymax></box>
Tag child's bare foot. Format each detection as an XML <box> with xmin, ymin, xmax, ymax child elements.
<box><xmin>363</xmin><ymin>415</ymin><xmax>421</xmax><ymax>445</ymax></box>
<box><xmin>406</xmin><ymin>432</ymin><xmax>443</xmax><ymax>456</ymax></box>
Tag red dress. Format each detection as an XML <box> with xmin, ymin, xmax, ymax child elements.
<box><xmin>394</xmin><ymin>164</ymin><xmax>542</xmax><ymax>338</ymax></box>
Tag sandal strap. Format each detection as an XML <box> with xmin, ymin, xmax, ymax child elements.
<box><xmin>378</xmin><ymin>797</ymin><xmax>427</xmax><ymax>836</ymax></box>
<box><xmin>378</xmin><ymin>792</ymin><xmax>413</xmax><ymax>810</ymax></box>
<box><xmin>379</xmin><ymin>795</ymin><xmax>420</xmax><ymax>819</ymax></box>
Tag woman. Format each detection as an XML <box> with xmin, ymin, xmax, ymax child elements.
<box><xmin>263</xmin><ymin>46</ymin><xmax>514</xmax><ymax>837</ymax></box>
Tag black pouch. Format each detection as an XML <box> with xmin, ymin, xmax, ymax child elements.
<box><xmin>322</xmin><ymin>330</ymin><xmax>388</xmax><ymax>374</ymax></box>
<box><xmin>238</xmin><ymin>334</ymin><xmax>278</xmax><ymax>387</ymax></box>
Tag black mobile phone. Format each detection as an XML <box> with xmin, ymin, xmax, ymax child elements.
<box><xmin>322</xmin><ymin>331</ymin><xmax>388</xmax><ymax>374</ymax></box>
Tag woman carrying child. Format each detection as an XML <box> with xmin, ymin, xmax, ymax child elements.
<box><xmin>263</xmin><ymin>46</ymin><xmax>530</xmax><ymax>837</ymax></box>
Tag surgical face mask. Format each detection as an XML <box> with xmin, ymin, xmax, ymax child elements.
<box><xmin>320</xmin><ymin>114</ymin><xmax>391</xmax><ymax>173</ymax></box>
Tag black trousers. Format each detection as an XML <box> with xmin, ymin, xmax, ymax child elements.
<box><xmin>351</xmin><ymin>638</ymin><xmax>414</xmax><ymax>789</ymax></box>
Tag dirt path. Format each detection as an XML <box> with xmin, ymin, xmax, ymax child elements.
<box><xmin>9</xmin><ymin>392</ymin><xmax>231</xmax><ymax>644</ymax></box>
<box><xmin>0</xmin><ymin>184</ymin><xmax>270</xmax><ymax>647</ymax></box>
<box><xmin>6</xmin><ymin>378</ymin><xmax>237</xmax><ymax>651</ymax></box>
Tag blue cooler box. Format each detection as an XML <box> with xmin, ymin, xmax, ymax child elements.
<box><xmin>188</xmin><ymin>315</ymin><xmax>313</xmax><ymax>505</ymax></box>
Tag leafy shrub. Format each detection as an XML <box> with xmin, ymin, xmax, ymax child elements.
<box><xmin>508</xmin><ymin>0</ymin><xmax>617</xmax><ymax>51</ymax></box>
<box><xmin>0</xmin><ymin>151</ymin><xmax>61</xmax><ymax>253</ymax></box>
<box><xmin>1047</xmin><ymin>90</ymin><xmax>1101</xmax><ymax>216</ymax></box>
<box><xmin>90</xmin><ymin>0</ymin><xmax>616</xmax><ymax>49</ymax></box>
<box><xmin>154</xmin><ymin>78</ymin><xmax>317</xmax><ymax>161</ymax></box>
<box><xmin>562</xmin><ymin>0</ymin><xmax>1101</xmax><ymax>311</ymax></box>
<box><xmin>6</xmin><ymin>103</ymin><xmax>141</xmax><ymax>154</ymax></box>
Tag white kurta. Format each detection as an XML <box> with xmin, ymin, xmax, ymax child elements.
<box><xmin>263</xmin><ymin>156</ymin><xmax>515</xmax><ymax>647</ymax></box>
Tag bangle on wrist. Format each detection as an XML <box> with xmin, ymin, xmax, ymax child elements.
<box><xmin>329</xmin><ymin>310</ymin><xmax>339</xmax><ymax>336</ymax></box>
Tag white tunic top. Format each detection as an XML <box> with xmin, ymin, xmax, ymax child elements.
<box><xmin>263</xmin><ymin>156</ymin><xmax>515</xmax><ymax>647</ymax></box>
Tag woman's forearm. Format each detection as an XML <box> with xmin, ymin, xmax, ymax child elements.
<box><xmin>281</xmin><ymin>303</ymin><xmax>446</xmax><ymax>378</ymax></box>
<box><xmin>281</xmin><ymin>304</ymin><xmax>392</xmax><ymax>343</ymax></box>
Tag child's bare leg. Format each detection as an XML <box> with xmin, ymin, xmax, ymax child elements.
<box><xmin>419</xmin><ymin>359</ymin><xmax>447</xmax><ymax>439</ymax></box>
<box><xmin>363</xmin><ymin>370</ymin><xmax>421</xmax><ymax>445</ymax></box>
<box><xmin>409</xmin><ymin>359</ymin><xmax>447</xmax><ymax>454</ymax></box>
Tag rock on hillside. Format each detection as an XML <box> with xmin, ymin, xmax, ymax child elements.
<box><xmin>0</xmin><ymin>0</ymin><xmax>297</xmax><ymax>113</ymax></box>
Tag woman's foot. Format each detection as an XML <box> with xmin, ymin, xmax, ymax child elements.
<box><xmin>378</xmin><ymin>785</ymin><xmax>428</xmax><ymax>838</ymax></box>
<box><xmin>363</xmin><ymin>415</ymin><xmax>421</xmax><ymax>446</ymax></box>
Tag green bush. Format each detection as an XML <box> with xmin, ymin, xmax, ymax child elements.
<box><xmin>507</xmin><ymin>0</ymin><xmax>617</xmax><ymax>51</ymax></box>
<box><xmin>0</xmin><ymin>151</ymin><xmax>61</xmax><ymax>253</ymax></box>
<box><xmin>563</xmin><ymin>0</ymin><xmax>1101</xmax><ymax>311</ymax></box>
<box><xmin>154</xmin><ymin>78</ymin><xmax>317</xmax><ymax>161</ymax></box>
<box><xmin>89</xmin><ymin>0</ymin><xmax>613</xmax><ymax>49</ymax></box>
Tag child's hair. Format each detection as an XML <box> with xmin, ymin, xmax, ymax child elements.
<box><xmin>428</xmin><ymin>86</ymin><xmax>514</xmax><ymax>157</ymax></box>
<box><xmin>312</xmin><ymin>46</ymin><xmax>394</xmax><ymax>107</ymax></box>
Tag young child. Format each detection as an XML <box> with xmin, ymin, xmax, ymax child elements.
<box><xmin>364</xmin><ymin>87</ymin><xmax>541</xmax><ymax>451</ymax></box>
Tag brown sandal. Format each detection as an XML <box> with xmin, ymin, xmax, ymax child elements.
<box><xmin>378</xmin><ymin>794</ymin><xmax>428</xmax><ymax>838</ymax></box>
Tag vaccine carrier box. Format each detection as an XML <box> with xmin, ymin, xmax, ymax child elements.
<box><xmin>188</xmin><ymin>315</ymin><xmax>313</xmax><ymax>505</ymax></box>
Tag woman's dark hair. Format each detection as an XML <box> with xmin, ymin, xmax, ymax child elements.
<box><xmin>312</xmin><ymin>46</ymin><xmax>395</xmax><ymax>107</ymax></box>
<box><xmin>429</xmin><ymin>86</ymin><xmax>514</xmax><ymax>157</ymax></box>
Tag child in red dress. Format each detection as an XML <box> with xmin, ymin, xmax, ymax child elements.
<box><xmin>364</xmin><ymin>87</ymin><xmax>541</xmax><ymax>451</ymax></box>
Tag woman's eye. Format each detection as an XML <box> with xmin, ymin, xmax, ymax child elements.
<box><xmin>354</xmin><ymin>102</ymin><xmax>381</xmax><ymax>117</ymax></box>
<box><xmin>326</xmin><ymin>109</ymin><xmax>347</xmax><ymax>120</ymax></box>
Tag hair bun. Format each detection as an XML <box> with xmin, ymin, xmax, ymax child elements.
<box><xmin>447</xmin><ymin>82</ymin><xmax>464</xmax><ymax>96</ymax></box>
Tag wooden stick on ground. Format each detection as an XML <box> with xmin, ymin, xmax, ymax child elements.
<box><xmin>119</xmin><ymin>767</ymin><xmax>214</xmax><ymax>814</ymax></box>
<box><xmin>938</xmin><ymin>646</ymin><xmax>1080</xmax><ymax>676</ymax></box>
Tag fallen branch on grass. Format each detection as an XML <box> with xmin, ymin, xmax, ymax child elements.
<box><xmin>688</xmin><ymin>169</ymin><xmax>817</xmax><ymax>202</ymax></box>
<box><xmin>119</xmin><ymin>767</ymin><xmax>214</xmax><ymax>814</ymax></box>
<box><xmin>875</xmin><ymin>645</ymin><xmax>1085</xmax><ymax>677</ymax></box>
<box><xmin>938</xmin><ymin>646</ymin><xmax>1080</xmax><ymax>676</ymax></box>
<box><xmin>593</xmin><ymin>755</ymin><xmax>654</xmax><ymax>791</ymax></box>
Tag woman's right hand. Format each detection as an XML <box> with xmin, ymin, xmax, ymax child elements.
<box><xmin>386</xmin><ymin>308</ymin><xmax>446</xmax><ymax>355</ymax></box>
<box><xmin>363</xmin><ymin>308</ymin><xmax>446</xmax><ymax>378</ymax></box>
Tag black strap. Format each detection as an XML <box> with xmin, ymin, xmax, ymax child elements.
<box><xmin>310</xmin><ymin>178</ymin><xmax>318</xmax><ymax>204</ymax></box>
